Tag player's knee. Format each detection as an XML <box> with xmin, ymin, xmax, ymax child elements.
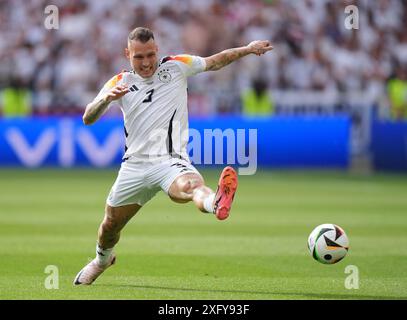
<box><xmin>181</xmin><ymin>177</ymin><xmax>203</xmax><ymax>193</ymax></box>
<box><xmin>170</xmin><ymin>179</ymin><xmax>190</xmax><ymax>197</ymax></box>
<box><xmin>179</xmin><ymin>180</ymin><xmax>192</xmax><ymax>194</ymax></box>
<box><xmin>169</xmin><ymin>180</ymin><xmax>192</xmax><ymax>202</ymax></box>
<box><xmin>169</xmin><ymin>175</ymin><xmax>204</xmax><ymax>202</ymax></box>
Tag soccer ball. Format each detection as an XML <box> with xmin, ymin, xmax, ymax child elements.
<box><xmin>307</xmin><ymin>223</ymin><xmax>349</xmax><ymax>264</ymax></box>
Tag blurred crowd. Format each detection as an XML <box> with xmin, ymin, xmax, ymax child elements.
<box><xmin>1</xmin><ymin>0</ymin><xmax>407</xmax><ymax>118</ymax></box>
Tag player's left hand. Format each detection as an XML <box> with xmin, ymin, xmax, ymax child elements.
<box><xmin>247</xmin><ymin>40</ymin><xmax>273</xmax><ymax>56</ymax></box>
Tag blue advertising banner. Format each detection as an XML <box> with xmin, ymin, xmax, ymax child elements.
<box><xmin>0</xmin><ymin>116</ymin><xmax>350</xmax><ymax>170</ymax></box>
<box><xmin>372</xmin><ymin>121</ymin><xmax>407</xmax><ymax>171</ymax></box>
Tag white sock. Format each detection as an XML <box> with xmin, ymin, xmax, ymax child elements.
<box><xmin>203</xmin><ymin>193</ymin><xmax>215</xmax><ymax>213</ymax></box>
<box><xmin>95</xmin><ymin>243</ymin><xmax>113</xmax><ymax>266</ymax></box>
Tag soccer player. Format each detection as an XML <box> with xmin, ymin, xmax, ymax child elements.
<box><xmin>74</xmin><ymin>27</ymin><xmax>273</xmax><ymax>285</ymax></box>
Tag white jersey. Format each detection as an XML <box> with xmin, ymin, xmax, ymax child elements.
<box><xmin>93</xmin><ymin>55</ymin><xmax>206</xmax><ymax>162</ymax></box>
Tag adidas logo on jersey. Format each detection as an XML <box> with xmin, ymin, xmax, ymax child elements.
<box><xmin>129</xmin><ymin>84</ymin><xmax>139</xmax><ymax>92</ymax></box>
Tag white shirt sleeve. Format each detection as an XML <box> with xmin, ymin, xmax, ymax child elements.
<box><xmin>167</xmin><ymin>55</ymin><xmax>206</xmax><ymax>77</ymax></box>
<box><xmin>93</xmin><ymin>72</ymin><xmax>125</xmax><ymax>104</ymax></box>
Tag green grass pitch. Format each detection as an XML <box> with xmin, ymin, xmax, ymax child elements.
<box><xmin>0</xmin><ymin>168</ymin><xmax>406</xmax><ymax>300</ymax></box>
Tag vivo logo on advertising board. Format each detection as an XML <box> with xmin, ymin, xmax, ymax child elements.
<box><xmin>0</xmin><ymin>119</ymin><xmax>125</xmax><ymax>167</ymax></box>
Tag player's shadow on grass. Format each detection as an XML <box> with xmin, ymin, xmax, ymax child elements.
<box><xmin>98</xmin><ymin>284</ymin><xmax>404</xmax><ymax>300</ymax></box>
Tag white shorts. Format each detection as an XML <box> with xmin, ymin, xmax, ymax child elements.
<box><xmin>106</xmin><ymin>157</ymin><xmax>202</xmax><ymax>207</ymax></box>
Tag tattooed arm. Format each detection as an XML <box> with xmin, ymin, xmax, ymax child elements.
<box><xmin>83</xmin><ymin>84</ymin><xmax>129</xmax><ymax>125</ymax></box>
<box><xmin>204</xmin><ymin>40</ymin><xmax>273</xmax><ymax>72</ymax></box>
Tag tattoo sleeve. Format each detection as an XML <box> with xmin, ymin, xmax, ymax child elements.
<box><xmin>82</xmin><ymin>97</ymin><xmax>111</xmax><ymax>125</ymax></box>
<box><xmin>205</xmin><ymin>47</ymin><xmax>251</xmax><ymax>71</ymax></box>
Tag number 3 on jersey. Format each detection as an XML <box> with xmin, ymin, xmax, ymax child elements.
<box><xmin>143</xmin><ymin>89</ymin><xmax>154</xmax><ymax>103</ymax></box>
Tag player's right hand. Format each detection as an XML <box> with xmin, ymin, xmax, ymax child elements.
<box><xmin>104</xmin><ymin>85</ymin><xmax>129</xmax><ymax>102</ymax></box>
